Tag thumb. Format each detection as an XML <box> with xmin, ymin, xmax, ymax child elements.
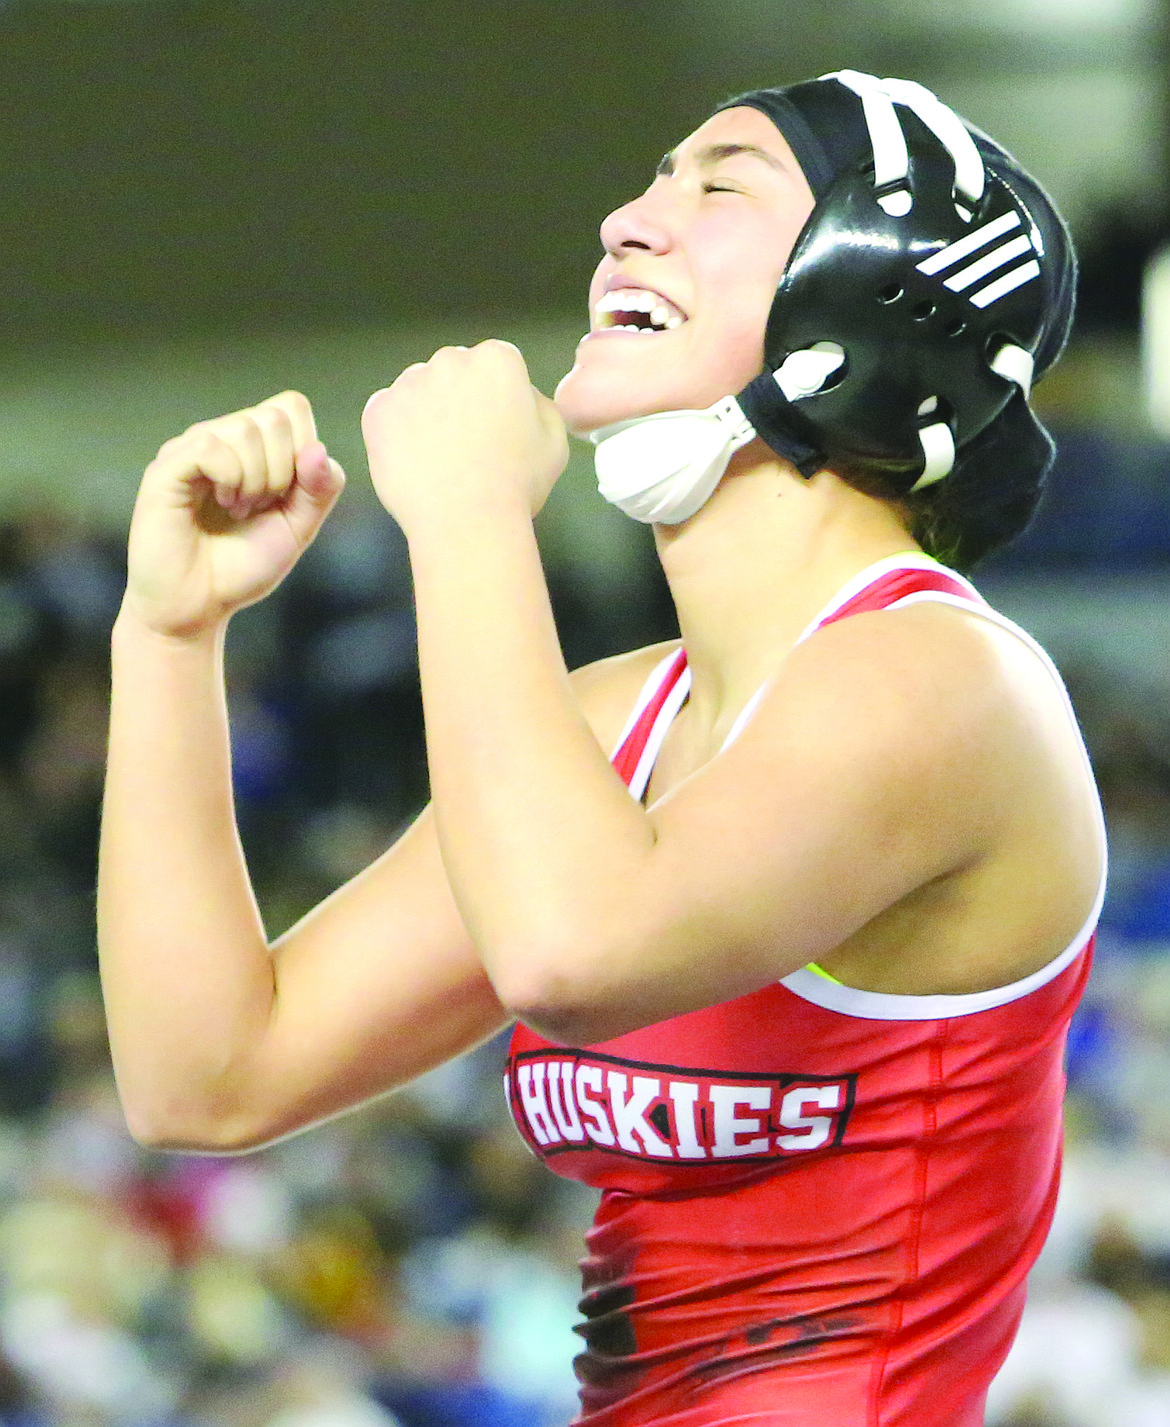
<box><xmin>534</xmin><ymin>387</ymin><xmax>565</xmax><ymax>429</ymax></box>
<box><xmin>534</xmin><ymin>388</ymin><xmax>570</xmax><ymax>460</ymax></box>
<box><xmin>283</xmin><ymin>440</ymin><xmax>346</xmax><ymax>544</ymax></box>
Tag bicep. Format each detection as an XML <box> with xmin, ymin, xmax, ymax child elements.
<box><xmin>236</xmin><ymin>652</ymin><xmax>659</xmax><ymax>1140</ymax></box>
<box><xmin>244</xmin><ymin>806</ymin><xmax>510</xmax><ymax>1143</ymax></box>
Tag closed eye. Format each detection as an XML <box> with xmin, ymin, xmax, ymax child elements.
<box><xmin>702</xmin><ymin>182</ymin><xmax>740</xmax><ymax>195</ymax></box>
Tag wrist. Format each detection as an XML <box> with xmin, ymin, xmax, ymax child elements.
<box><xmin>113</xmin><ymin>600</ymin><xmax>229</xmax><ymax>655</ymax></box>
<box><xmin>399</xmin><ymin>491</ymin><xmax>535</xmax><ymax>552</ymax></box>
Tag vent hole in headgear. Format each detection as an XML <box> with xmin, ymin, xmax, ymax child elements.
<box><xmin>912</xmin><ymin>300</ymin><xmax>936</xmax><ymax>321</ymax></box>
<box><xmin>878</xmin><ymin>283</ymin><xmax>904</xmax><ymax>304</ymax></box>
<box><xmin>945</xmin><ymin>317</ymin><xmax>967</xmax><ymax>338</ymax></box>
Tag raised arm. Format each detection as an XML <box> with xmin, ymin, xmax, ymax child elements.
<box><xmin>361</xmin><ymin>343</ymin><xmax>1104</xmax><ymax>1047</ymax></box>
<box><xmin>99</xmin><ymin>394</ymin><xmax>509</xmax><ymax>1153</ymax></box>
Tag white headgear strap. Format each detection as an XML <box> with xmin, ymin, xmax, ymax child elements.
<box><xmin>589</xmin><ymin>396</ymin><xmax>757</xmax><ymax>524</ymax></box>
<box><xmin>827</xmin><ymin>71</ymin><xmax>986</xmax><ymax>220</ymax></box>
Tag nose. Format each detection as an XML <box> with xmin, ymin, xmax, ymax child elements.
<box><xmin>599</xmin><ymin>183</ymin><xmax>675</xmax><ymax>258</ymax></box>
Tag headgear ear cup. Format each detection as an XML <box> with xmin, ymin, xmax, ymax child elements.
<box><xmin>734</xmin><ymin>143</ymin><xmax>1048</xmax><ymax>488</ymax></box>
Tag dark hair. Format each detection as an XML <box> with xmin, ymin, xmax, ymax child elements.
<box><xmin>902</xmin><ymin>390</ymin><xmax>1057</xmax><ymax>571</ymax></box>
<box><xmin>834</xmin><ymin>387</ymin><xmax>1061</xmax><ymax>573</ymax></box>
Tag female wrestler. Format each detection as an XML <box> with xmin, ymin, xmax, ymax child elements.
<box><xmin>99</xmin><ymin>72</ymin><xmax>1105</xmax><ymax>1425</ymax></box>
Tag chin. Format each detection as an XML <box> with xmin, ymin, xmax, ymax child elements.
<box><xmin>554</xmin><ymin>355</ymin><xmax>720</xmax><ymax>438</ymax></box>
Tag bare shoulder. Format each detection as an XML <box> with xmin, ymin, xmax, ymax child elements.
<box><xmin>657</xmin><ymin>595</ymin><xmax>1102</xmax><ymax>996</ymax></box>
<box><xmin>710</xmin><ymin>592</ymin><xmax>1098</xmax><ymax>870</ymax></box>
<box><xmin>767</xmin><ymin>595</ymin><xmax>1071</xmax><ymax>746</ymax></box>
<box><xmin>725</xmin><ymin>594</ymin><xmax>1100</xmax><ymax>884</ymax></box>
<box><xmin>569</xmin><ymin>638</ymin><xmax>682</xmax><ymax>752</ymax></box>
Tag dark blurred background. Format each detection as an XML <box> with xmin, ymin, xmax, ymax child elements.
<box><xmin>1</xmin><ymin>3</ymin><xmax>1170</xmax><ymax>1426</ymax></box>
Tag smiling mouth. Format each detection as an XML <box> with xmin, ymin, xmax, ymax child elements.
<box><xmin>594</xmin><ymin>287</ymin><xmax>687</xmax><ymax>333</ymax></box>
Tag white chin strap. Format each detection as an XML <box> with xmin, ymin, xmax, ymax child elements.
<box><xmin>590</xmin><ymin>340</ymin><xmax>1035</xmax><ymax>519</ymax></box>
<box><xmin>589</xmin><ymin>395</ymin><xmax>757</xmax><ymax>524</ymax></box>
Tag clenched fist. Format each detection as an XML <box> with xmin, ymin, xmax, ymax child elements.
<box><xmin>123</xmin><ymin>391</ymin><xmax>346</xmax><ymax>638</ymax></box>
<box><xmin>361</xmin><ymin>341</ymin><xmax>569</xmax><ymax>535</ymax></box>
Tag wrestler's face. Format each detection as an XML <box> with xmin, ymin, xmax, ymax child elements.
<box><xmin>554</xmin><ymin>106</ymin><xmax>816</xmax><ymax>436</ymax></box>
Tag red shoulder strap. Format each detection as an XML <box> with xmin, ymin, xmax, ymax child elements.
<box><xmin>611</xmin><ymin>649</ymin><xmax>689</xmax><ymax>788</ymax></box>
<box><xmin>611</xmin><ymin>569</ymin><xmax>975</xmax><ymax>786</ymax></box>
<box><xmin>818</xmin><ymin>566</ymin><xmax>983</xmax><ymax>629</ymax></box>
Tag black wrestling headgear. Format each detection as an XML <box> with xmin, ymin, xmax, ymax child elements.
<box><xmin>719</xmin><ymin>70</ymin><xmax>1077</xmax><ymax>494</ymax></box>
<box><xmin>590</xmin><ymin>70</ymin><xmax>1076</xmax><ymax>551</ymax></box>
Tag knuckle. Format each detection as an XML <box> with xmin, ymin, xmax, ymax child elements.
<box><xmin>193</xmin><ymin>415</ymin><xmax>240</xmax><ymax>449</ymax></box>
<box><xmin>224</xmin><ymin>409</ymin><xmax>258</xmax><ymax>434</ymax></box>
<box><xmin>287</xmin><ymin>389</ymin><xmax>312</xmax><ymax>413</ymax></box>
<box><xmin>272</xmin><ymin>390</ymin><xmax>315</xmax><ymax>437</ymax></box>
<box><xmin>361</xmin><ymin>386</ymin><xmax>394</xmax><ymax>431</ymax></box>
<box><xmin>482</xmin><ymin>338</ymin><xmax>522</xmax><ymax>362</ymax></box>
<box><xmin>188</xmin><ymin>428</ymin><xmax>228</xmax><ymax>459</ymax></box>
<box><xmin>249</xmin><ymin>402</ymin><xmax>289</xmax><ymax>436</ymax></box>
<box><xmin>215</xmin><ymin>420</ymin><xmax>260</xmax><ymax>467</ymax></box>
<box><xmin>269</xmin><ymin>389</ymin><xmax>311</xmax><ymax>416</ymax></box>
<box><xmin>154</xmin><ymin>420</ymin><xmax>251</xmax><ymax>483</ymax></box>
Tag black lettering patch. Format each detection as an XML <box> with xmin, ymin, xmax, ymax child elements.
<box><xmin>506</xmin><ymin>1049</ymin><xmax>856</xmax><ymax>1164</ymax></box>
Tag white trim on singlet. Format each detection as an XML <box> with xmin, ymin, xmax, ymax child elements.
<box><xmin>608</xmin><ymin>648</ymin><xmax>693</xmax><ymax>805</ymax></box>
<box><xmin>780</xmin><ymin>913</ymin><xmax>1099</xmax><ymax>1020</ymax></box>
<box><xmin>619</xmin><ymin>555</ymin><xmax>963</xmax><ymax>773</ymax></box>
<box><xmin>610</xmin><ymin>558</ymin><xmax>1108</xmax><ymax>1022</ymax></box>
<box><xmin>721</xmin><ymin>552</ymin><xmax>978</xmax><ymax>755</ymax></box>
<box><xmin>628</xmin><ymin>664</ymin><xmax>692</xmax><ymax>804</ymax></box>
<box><xmin>793</xmin><ymin>550</ymin><xmax>980</xmax><ymax>646</ymax></box>
<box><xmin>608</xmin><ymin>650</ymin><xmax>682</xmax><ymax>758</ymax></box>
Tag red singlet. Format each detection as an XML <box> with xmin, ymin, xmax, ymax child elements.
<box><xmin>506</xmin><ymin>555</ymin><xmax>1106</xmax><ymax>1427</ymax></box>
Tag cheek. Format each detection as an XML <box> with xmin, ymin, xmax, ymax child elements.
<box><xmin>696</xmin><ymin>281</ymin><xmax>778</xmax><ymax>388</ymax></box>
<box><xmin>693</xmin><ymin>226</ymin><xmax>790</xmax><ymax>365</ymax></box>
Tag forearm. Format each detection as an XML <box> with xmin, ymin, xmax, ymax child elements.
<box><xmin>98</xmin><ymin>608</ymin><xmax>276</xmax><ymax>1144</ymax></box>
<box><xmin>408</xmin><ymin>510</ymin><xmax>655</xmax><ymax>1013</ymax></box>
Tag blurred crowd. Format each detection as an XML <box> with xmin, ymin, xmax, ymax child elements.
<box><xmin>0</xmin><ymin>426</ymin><xmax>1169</xmax><ymax>1427</ymax></box>
<box><xmin>0</xmin><ymin>493</ymin><xmax>661</xmax><ymax>1427</ymax></box>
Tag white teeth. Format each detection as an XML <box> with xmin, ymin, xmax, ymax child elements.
<box><xmin>596</xmin><ymin>289</ymin><xmax>652</xmax><ymax>314</ymax></box>
<box><xmin>594</xmin><ymin>287</ymin><xmax>687</xmax><ymax>330</ymax></box>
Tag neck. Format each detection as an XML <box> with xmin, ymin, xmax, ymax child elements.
<box><xmin>653</xmin><ymin>442</ymin><xmax>923</xmax><ymax>739</ymax></box>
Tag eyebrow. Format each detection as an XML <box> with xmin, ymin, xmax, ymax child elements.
<box><xmin>655</xmin><ymin>142</ymin><xmax>793</xmax><ymax>179</ymax></box>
